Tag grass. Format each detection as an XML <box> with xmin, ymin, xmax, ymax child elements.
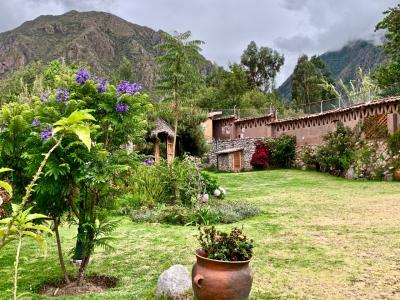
<box><xmin>1</xmin><ymin>169</ymin><xmax>400</xmax><ymax>299</ymax></box>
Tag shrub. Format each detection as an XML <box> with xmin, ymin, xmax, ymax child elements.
<box><xmin>210</xmin><ymin>201</ymin><xmax>260</xmax><ymax>224</ymax></box>
<box><xmin>159</xmin><ymin>206</ymin><xmax>191</xmax><ymax>225</ymax></box>
<box><xmin>130</xmin><ymin>201</ymin><xmax>260</xmax><ymax>226</ymax></box>
<box><xmin>250</xmin><ymin>142</ymin><xmax>270</xmax><ymax>169</ymax></box>
<box><xmin>266</xmin><ymin>135</ymin><xmax>296</xmax><ymax>168</ymax></box>
<box><xmin>197</xmin><ymin>226</ymin><xmax>254</xmax><ymax>261</ymax></box>
<box><xmin>300</xmin><ymin>146</ymin><xmax>318</xmax><ymax>170</ymax></box>
<box><xmin>316</xmin><ymin>124</ymin><xmax>355</xmax><ymax>175</ymax></box>
<box><xmin>201</xmin><ymin>171</ymin><xmax>219</xmax><ymax>195</ymax></box>
<box><xmin>387</xmin><ymin>130</ymin><xmax>400</xmax><ymax>155</ymax></box>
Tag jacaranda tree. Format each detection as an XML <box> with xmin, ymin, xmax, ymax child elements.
<box><xmin>0</xmin><ymin>60</ymin><xmax>152</xmax><ymax>285</ymax></box>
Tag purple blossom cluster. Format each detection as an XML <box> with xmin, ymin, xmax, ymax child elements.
<box><xmin>94</xmin><ymin>77</ymin><xmax>108</xmax><ymax>93</ymax></box>
<box><xmin>115</xmin><ymin>103</ymin><xmax>129</xmax><ymax>113</ymax></box>
<box><xmin>75</xmin><ymin>68</ymin><xmax>91</xmax><ymax>84</ymax></box>
<box><xmin>39</xmin><ymin>92</ymin><xmax>49</xmax><ymax>102</ymax></box>
<box><xmin>32</xmin><ymin>120</ymin><xmax>41</xmax><ymax>127</ymax></box>
<box><xmin>143</xmin><ymin>158</ymin><xmax>155</xmax><ymax>166</ymax></box>
<box><xmin>56</xmin><ymin>88</ymin><xmax>70</xmax><ymax>104</ymax></box>
<box><xmin>40</xmin><ymin>126</ymin><xmax>53</xmax><ymax>141</ymax></box>
<box><xmin>117</xmin><ymin>80</ymin><xmax>142</xmax><ymax>95</ymax></box>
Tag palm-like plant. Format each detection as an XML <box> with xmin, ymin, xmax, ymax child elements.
<box><xmin>0</xmin><ymin>191</ymin><xmax>52</xmax><ymax>300</ymax></box>
<box><xmin>156</xmin><ymin>31</ymin><xmax>205</xmax><ymax>159</ymax></box>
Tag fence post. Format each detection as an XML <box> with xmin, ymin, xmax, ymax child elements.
<box><xmin>320</xmin><ymin>100</ymin><xmax>323</xmax><ymax>113</ymax></box>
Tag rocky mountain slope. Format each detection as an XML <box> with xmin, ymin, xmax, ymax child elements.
<box><xmin>278</xmin><ymin>40</ymin><xmax>386</xmax><ymax>101</ymax></box>
<box><xmin>0</xmin><ymin>10</ymin><xmax>213</xmax><ymax>90</ymax></box>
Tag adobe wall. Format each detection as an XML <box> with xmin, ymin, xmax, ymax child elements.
<box><xmin>271</xmin><ymin>98</ymin><xmax>400</xmax><ymax>146</ymax></box>
<box><xmin>234</xmin><ymin>115</ymin><xmax>274</xmax><ymax>139</ymax></box>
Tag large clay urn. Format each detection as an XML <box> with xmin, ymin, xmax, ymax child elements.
<box><xmin>192</xmin><ymin>249</ymin><xmax>253</xmax><ymax>300</ymax></box>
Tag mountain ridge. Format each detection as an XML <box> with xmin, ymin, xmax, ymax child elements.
<box><xmin>0</xmin><ymin>10</ymin><xmax>213</xmax><ymax>90</ymax></box>
<box><xmin>277</xmin><ymin>40</ymin><xmax>386</xmax><ymax>101</ymax></box>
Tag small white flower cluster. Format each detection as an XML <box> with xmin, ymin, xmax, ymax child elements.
<box><xmin>213</xmin><ymin>187</ymin><xmax>226</xmax><ymax>198</ymax></box>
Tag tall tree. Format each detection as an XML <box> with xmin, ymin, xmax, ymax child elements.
<box><xmin>374</xmin><ymin>4</ymin><xmax>400</xmax><ymax>95</ymax></box>
<box><xmin>112</xmin><ymin>56</ymin><xmax>137</xmax><ymax>84</ymax></box>
<box><xmin>240</xmin><ymin>41</ymin><xmax>284</xmax><ymax>91</ymax></box>
<box><xmin>156</xmin><ymin>31</ymin><xmax>204</xmax><ymax>159</ymax></box>
<box><xmin>291</xmin><ymin>55</ymin><xmax>337</xmax><ymax>112</ymax></box>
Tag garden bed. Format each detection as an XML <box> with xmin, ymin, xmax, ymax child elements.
<box><xmin>38</xmin><ymin>275</ymin><xmax>117</xmax><ymax>297</ymax></box>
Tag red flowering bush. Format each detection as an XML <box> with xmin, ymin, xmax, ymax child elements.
<box><xmin>250</xmin><ymin>142</ymin><xmax>270</xmax><ymax>169</ymax></box>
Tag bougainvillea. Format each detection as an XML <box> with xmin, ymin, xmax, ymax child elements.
<box><xmin>250</xmin><ymin>142</ymin><xmax>270</xmax><ymax>169</ymax></box>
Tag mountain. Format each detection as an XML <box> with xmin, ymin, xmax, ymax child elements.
<box><xmin>0</xmin><ymin>10</ymin><xmax>213</xmax><ymax>91</ymax></box>
<box><xmin>278</xmin><ymin>40</ymin><xmax>386</xmax><ymax>101</ymax></box>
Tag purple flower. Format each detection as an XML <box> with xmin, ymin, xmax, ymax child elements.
<box><xmin>143</xmin><ymin>158</ymin><xmax>155</xmax><ymax>166</ymax></box>
<box><xmin>39</xmin><ymin>92</ymin><xmax>49</xmax><ymax>102</ymax></box>
<box><xmin>94</xmin><ymin>77</ymin><xmax>108</xmax><ymax>93</ymax></box>
<box><xmin>115</xmin><ymin>103</ymin><xmax>129</xmax><ymax>113</ymax></box>
<box><xmin>75</xmin><ymin>68</ymin><xmax>91</xmax><ymax>84</ymax></box>
<box><xmin>32</xmin><ymin>120</ymin><xmax>41</xmax><ymax>126</ymax></box>
<box><xmin>40</xmin><ymin>127</ymin><xmax>53</xmax><ymax>141</ymax></box>
<box><xmin>117</xmin><ymin>80</ymin><xmax>142</xmax><ymax>95</ymax></box>
<box><xmin>56</xmin><ymin>88</ymin><xmax>70</xmax><ymax>104</ymax></box>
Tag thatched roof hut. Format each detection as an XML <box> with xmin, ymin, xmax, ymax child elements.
<box><xmin>149</xmin><ymin>119</ymin><xmax>175</xmax><ymax>141</ymax></box>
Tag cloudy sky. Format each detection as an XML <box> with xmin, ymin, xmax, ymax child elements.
<box><xmin>0</xmin><ymin>0</ymin><xmax>397</xmax><ymax>84</ymax></box>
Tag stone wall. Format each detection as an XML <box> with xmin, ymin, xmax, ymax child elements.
<box><xmin>209</xmin><ymin>138</ymin><xmax>263</xmax><ymax>171</ymax></box>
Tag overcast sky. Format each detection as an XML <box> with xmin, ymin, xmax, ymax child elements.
<box><xmin>0</xmin><ymin>0</ymin><xmax>397</xmax><ymax>84</ymax></box>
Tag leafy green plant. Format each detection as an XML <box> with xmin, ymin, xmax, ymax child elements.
<box><xmin>316</xmin><ymin>124</ymin><xmax>356</xmax><ymax>176</ymax></box>
<box><xmin>197</xmin><ymin>226</ymin><xmax>254</xmax><ymax>261</ymax></box>
<box><xmin>200</xmin><ymin>171</ymin><xmax>219</xmax><ymax>195</ymax></box>
<box><xmin>300</xmin><ymin>146</ymin><xmax>318</xmax><ymax>170</ymax></box>
<box><xmin>0</xmin><ymin>205</ymin><xmax>52</xmax><ymax>300</ymax></box>
<box><xmin>387</xmin><ymin>130</ymin><xmax>400</xmax><ymax>155</ymax></box>
<box><xmin>266</xmin><ymin>135</ymin><xmax>296</xmax><ymax>168</ymax></box>
<box><xmin>189</xmin><ymin>206</ymin><xmax>220</xmax><ymax>225</ymax></box>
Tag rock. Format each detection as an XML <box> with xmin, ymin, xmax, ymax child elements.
<box><xmin>345</xmin><ymin>167</ymin><xmax>356</xmax><ymax>179</ymax></box>
<box><xmin>156</xmin><ymin>264</ymin><xmax>191</xmax><ymax>299</ymax></box>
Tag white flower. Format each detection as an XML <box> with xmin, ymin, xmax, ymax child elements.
<box><xmin>219</xmin><ymin>187</ymin><xmax>226</xmax><ymax>194</ymax></box>
<box><xmin>201</xmin><ymin>193</ymin><xmax>209</xmax><ymax>203</ymax></box>
<box><xmin>213</xmin><ymin>189</ymin><xmax>221</xmax><ymax>197</ymax></box>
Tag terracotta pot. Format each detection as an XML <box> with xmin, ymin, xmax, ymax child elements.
<box><xmin>192</xmin><ymin>249</ymin><xmax>253</xmax><ymax>300</ymax></box>
<box><xmin>394</xmin><ymin>169</ymin><xmax>400</xmax><ymax>181</ymax></box>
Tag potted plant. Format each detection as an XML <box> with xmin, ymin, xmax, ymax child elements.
<box><xmin>192</xmin><ymin>226</ymin><xmax>254</xmax><ymax>300</ymax></box>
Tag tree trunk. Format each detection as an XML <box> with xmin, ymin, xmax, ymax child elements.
<box><xmin>54</xmin><ymin>218</ymin><xmax>70</xmax><ymax>284</ymax></box>
<box><xmin>77</xmin><ymin>255</ymin><xmax>90</xmax><ymax>286</ymax></box>
<box><xmin>172</xmin><ymin>117</ymin><xmax>178</xmax><ymax>160</ymax></box>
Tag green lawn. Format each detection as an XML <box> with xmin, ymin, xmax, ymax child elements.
<box><xmin>1</xmin><ymin>170</ymin><xmax>400</xmax><ymax>299</ymax></box>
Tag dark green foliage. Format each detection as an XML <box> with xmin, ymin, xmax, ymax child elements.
<box><xmin>375</xmin><ymin>4</ymin><xmax>400</xmax><ymax>95</ymax></box>
<box><xmin>240</xmin><ymin>41</ymin><xmax>284</xmax><ymax>91</ymax></box>
<box><xmin>156</xmin><ymin>103</ymin><xmax>209</xmax><ymax>156</ymax></box>
<box><xmin>195</xmin><ymin>64</ymin><xmax>249</xmax><ymax>110</ymax></box>
<box><xmin>316</xmin><ymin>124</ymin><xmax>355</xmax><ymax>175</ymax></box>
<box><xmin>387</xmin><ymin>130</ymin><xmax>400</xmax><ymax>155</ymax></box>
<box><xmin>111</xmin><ymin>57</ymin><xmax>137</xmax><ymax>84</ymax></box>
<box><xmin>197</xmin><ymin>226</ymin><xmax>254</xmax><ymax>261</ymax></box>
<box><xmin>291</xmin><ymin>55</ymin><xmax>337</xmax><ymax>113</ymax></box>
<box><xmin>300</xmin><ymin>146</ymin><xmax>318</xmax><ymax>170</ymax></box>
<box><xmin>266</xmin><ymin>135</ymin><xmax>296</xmax><ymax>168</ymax></box>
<box><xmin>118</xmin><ymin>157</ymin><xmax>206</xmax><ymax>209</ymax></box>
